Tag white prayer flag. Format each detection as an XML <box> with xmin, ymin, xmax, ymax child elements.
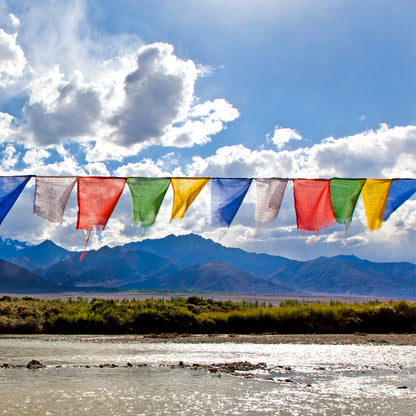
<box><xmin>255</xmin><ymin>178</ymin><xmax>288</xmax><ymax>228</ymax></box>
<box><xmin>34</xmin><ymin>176</ymin><xmax>77</xmax><ymax>223</ymax></box>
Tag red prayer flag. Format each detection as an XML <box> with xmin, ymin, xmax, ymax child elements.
<box><xmin>76</xmin><ymin>177</ymin><xmax>126</xmax><ymax>230</ymax></box>
<box><xmin>293</xmin><ymin>179</ymin><xmax>336</xmax><ymax>232</ymax></box>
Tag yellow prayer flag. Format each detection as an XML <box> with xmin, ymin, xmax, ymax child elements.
<box><xmin>362</xmin><ymin>179</ymin><xmax>393</xmax><ymax>230</ymax></box>
<box><xmin>170</xmin><ymin>177</ymin><xmax>210</xmax><ymax>221</ymax></box>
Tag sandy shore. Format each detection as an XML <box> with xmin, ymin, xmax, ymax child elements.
<box><xmin>3</xmin><ymin>333</ymin><xmax>416</xmax><ymax>345</ymax></box>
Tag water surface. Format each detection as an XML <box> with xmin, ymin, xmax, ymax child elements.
<box><xmin>0</xmin><ymin>337</ymin><xmax>414</xmax><ymax>415</ymax></box>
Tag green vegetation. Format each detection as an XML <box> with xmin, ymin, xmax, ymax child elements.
<box><xmin>0</xmin><ymin>295</ymin><xmax>415</xmax><ymax>334</ymax></box>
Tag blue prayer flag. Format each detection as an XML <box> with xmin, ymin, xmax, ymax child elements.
<box><xmin>383</xmin><ymin>179</ymin><xmax>416</xmax><ymax>221</ymax></box>
<box><xmin>211</xmin><ymin>178</ymin><xmax>252</xmax><ymax>227</ymax></box>
<box><xmin>0</xmin><ymin>176</ymin><xmax>32</xmax><ymax>225</ymax></box>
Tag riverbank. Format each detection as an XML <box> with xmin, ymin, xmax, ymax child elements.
<box><xmin>2</xmin><ymin>333</ymin><xmax>416</xmax><ymax>345</ymax></box>
<box><xmin>1</xmin><ymin>296</ymin><xmax>416</xmax><ymax>335</ymax></box>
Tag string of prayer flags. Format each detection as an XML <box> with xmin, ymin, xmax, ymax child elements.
<box><xmin>127</xmin><ymin>177</ymin><xmax>170</xmax><ymax>228</ymax></box>
<box><xmin>293</xmin><ymin>179</ymin><xmax>336</xmax><ymax>233</ymax></box>
<box><xmin>76</xmin><ymin>177</ymin><xmax>127</xmax><ymax>231</ymax></box>
<box><xmin>362</xmin><ymin>179</ymin><xmax>393</xmax><ymax>230</ymax></box>
<box><xmin>255</xmin><ymin>178</ymin><xmax>288</xmax><ymax>228</ymax></box>
<box><xmin>0</xmin><ymin>176</ymin><xmax>31</xmax><ymax>225</ymax></box>
<box><xmin>383</xmin><ymin>179</ymin><xmax>416</xmax><ymax>221</ymax></box>
<box><xmin>0</xmin><ymin>175</ymin><xmax>414</xmax><ymax>239</ymax></box>
<box><xmin>170</xmin><ymin>177</ymin><xmax>210</xmax><ymax>221</ymax></box>
<box><xmin>330</xmin><ymin>178</ymin><xmax>365</xmax><ymax>230</ymax></box>
<box><xmin>211</xmin><ymin>178</ymin><xmax>252</xmax><ymax>227</ymax></box>
<box><xmin>34</xmin><ymin>176</ymin><xmax>77</xmax><ymax>223</ymax></box>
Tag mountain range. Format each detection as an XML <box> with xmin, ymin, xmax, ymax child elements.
<box><xmin>0</xmin><ymin>234</ymin><xmax>415</xmax><ymax>298</ymax></box>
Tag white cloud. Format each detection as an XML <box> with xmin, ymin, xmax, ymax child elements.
<box><xmin>191</xmin><ymin>99</ymin><xmax>239</xmax><ymax>122</ymax></box>
<box><xmin>188</xmin><ymin>124</ymin><xmax>416</xmax><ymax>179</ymax></box>
<box><xmin>0</xmin><ymin>28</ymin><xmax>27</xmax><ymax>87</ymax></box>
<box><xmin>110</xmin><ymin>43</ymin><xmax>198</xmax><ymax>146</ymax></box>
<box><xmin>268</xmin><ymin>125</ymin><xmax>302</xmax><ymax>149</ymax></box>
<box><xmin>0</xmin><ymin>142</ymin><xmax>84</xmax><ymax>176</ymax></box>
<box><xmin>163</xmin><ymin>99</ymin><xmax>239</xmax><ymax>147</ymax></box>
<box><xmin>13</xmin><ymin>0</ymin><xmax>90</xmax><ymax>75</ymax></box>
<box><xmin>23</xmin><ymin>68</ymin><xmax>102</xmax><ymax>146</ymax></box>
<box><xmin>114</xmin><ymin>158</ymin><xmax>175</xmax><ymax>178</ymax></box>
<box><xmin>83</xmin><ymin>162</ymin><xmax>110</xmax><ymax>176</ymax></box>
<box><xmin>8</xmin><ymin>13</ymin><xmax>19</xmax><ymax>28</ymax></box>
<box><xmin>31</xmin><ymin>154</ymin><xmax>81</xmax><ymax>176</ymax></box>
<box><xmin>307</xmin><ymin>124</ymin><xmax>416</xmax><ymax>177</ymax></box>
<box><xmin>0</xmin><ymin>111</ymin><xmax>17</xmax><ymax>141</ymax></box>
<box><xmin>188</xmin><ymin>145</ymin><xmax>295</xmax><ymax>177</ymax></box>
<box><xmin>22</xmin><ymin>148</ymin><xmax>50</xmax><ymax>168</ymax></box>
<box><xmin>0</xmin><ymin>144</ymin><xmax>19</xmax><ymax>170</ymax></box>
<box><xmin>106</xmin><ymin>43</ymin><xmax>239</xmax><ymax>151</ymax></box>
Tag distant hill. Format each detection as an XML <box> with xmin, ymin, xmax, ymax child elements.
<box><xmin>266</xmin><ymin>258</ymin><xmax>415</xmax><ymax>298</ymax></box>
<box><xmin>140</xmin><ymin>261</ymin><xmax>297</xmax><ymax>294</ymax></box>
<box><xmin>46</xmin><ymin>248</ymin><xmax>184</xmax><ymax>288</ymax></box>
<box><xmin>0</xmin><ymin>259</ymin><xmax>59</xmax><ymax>293</ymax></box>
<box><xmin>41</xmin><ymin>245</ymin><xmax>130</xmax><ymax>284</ymax></box>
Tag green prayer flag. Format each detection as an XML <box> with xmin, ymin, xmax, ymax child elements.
<box><xmin>330</xmin><ymin>178</ymin><xmax>366</xmax><ymax>229</ymax></box>
<box><xmin>127</xmin><ymin>177</ymin><xmax>170</xmax><ymax>227</ymax></box>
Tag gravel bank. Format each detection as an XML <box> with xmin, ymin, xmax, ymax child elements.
<box><xmin>2</xmin><ymin>333</ymin><xmax>416</xmax><ymax>345</ymax></box>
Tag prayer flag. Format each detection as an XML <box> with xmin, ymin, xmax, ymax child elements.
<box><xmin>361</xmin><ymin>179</ymin><xmax>393</xmax><ymax>230</ymax></box>
<box><xmin>293</xmin><ymin>179</ymin><xmax>336</xmax><ymax>232</ymax></box>
<box><xmin>34</xmin><ymin>176</ymin><xmax>76</xmax><ymax>223</ymax></box>
<box><xmin>383</xmin><ymin>179</ymin><xmax>416</xmax><ymax>220</ymax></box>
<box><xmin>171</xmin><ymin>177</ymin><xmax>210</xmax><ymax>220</ymax></box>
<box><xmin>0</xmin><ymin>176</ymin><xmax>31</xmax><ymax>225</ymax></box>
<box><xmin>76</xmin><ymin>177</ymin><xmax>126</xmax><ymax>230</ymax></box>
<box><xmin>255</xmin><ymin>178</ymin><xmax>288</xmax><ymax>228</ymax></box>
<box><xmin>330</xmin><ymin>178</ymin><xmax>365</xmax><ymax>229</ymax></box>
<box><xmin>211</xmin><ymin>178</ymin><xmax>252</xmax><ymax>227</ymax></box>
<box><xmin>127</xmin><ymin>177</ymin><xmax>170</xmax><ymax>227</ymax></box>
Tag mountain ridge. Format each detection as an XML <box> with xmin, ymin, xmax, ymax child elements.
<box><xmin>1</xmin><ymin>234</ymin><xmax>415</xmax><ymax>298</ymax></box>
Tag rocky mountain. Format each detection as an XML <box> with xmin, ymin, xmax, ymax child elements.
<box><xmin>0</xmin><ymin>237</ymin><xmax>31</xmax><ymax>260</ymax></box>
<box><xmin>124</xmin><ymin>234</ymin><xmax>290</xmax><ymax>276</ymax></box>
<box><xmin>9</xmin><ymin>240</ymin><xmax>76</xmax><ymax>271</ymax></box>
<box><xmin>0</xmin><ymin>259</ymin><xmax>59</xmax><ymax>293</ymax></box>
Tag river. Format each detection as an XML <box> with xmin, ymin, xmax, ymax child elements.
<box><xmin>0</xmin><ymin>336</ymin><xmax>415</xmax><ymax>415</ymax></box>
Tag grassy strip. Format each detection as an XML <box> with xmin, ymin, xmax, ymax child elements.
<box><xmin>0</xmin><ymin>296</ymin><xmax>415</xmax><ymax>334</ymax></box>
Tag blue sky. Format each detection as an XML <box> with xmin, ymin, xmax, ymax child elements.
<box><xmin>85</xmin><ymin>0</ymin><xmax>415</xmax><ymax>154</ymax></box>
<box><xmin>0</xmin><ymin>0</ymin><xmax>415</xmax><ymax>262</ymax></box>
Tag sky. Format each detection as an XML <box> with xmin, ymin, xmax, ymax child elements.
<box><xmin>0</xmin><ymin>0</ymin><xmax>415</xmax><ymax>263</ymax></box>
